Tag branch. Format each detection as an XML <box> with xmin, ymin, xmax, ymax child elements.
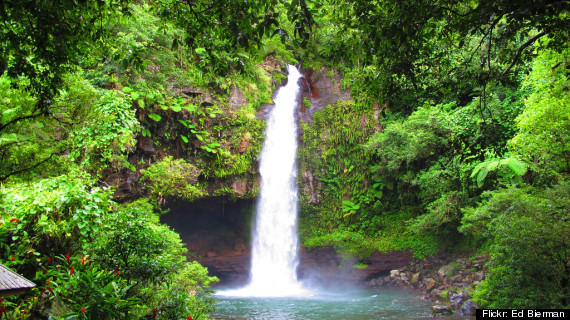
<box><xmin>0</xmin><ymin>112</ymin><xmax>43</xmax><ymax>133</ymax></box>
<box><xmin>0</xmin><ymin>152</ymin><xmax>57</xmax><ymax>182</ymax></box>
<box><xmin>500</xmin><ymin>31</ymin><xmax>546</xmax><ymax>77</ymax></box>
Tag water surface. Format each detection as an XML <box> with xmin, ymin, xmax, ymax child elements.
<box><xmin>214</xmin><ymin>287</ymin><xmax>435</xmax><ymax>320</ymax></box>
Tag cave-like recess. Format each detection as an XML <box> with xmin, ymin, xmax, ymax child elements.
<box><xmin>161</xmin><ymin>198</ymin><xmax>255</xmax><ymax>259</ymax></box>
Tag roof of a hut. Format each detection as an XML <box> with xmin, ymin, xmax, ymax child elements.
<box><xmin>0</xmin><ymin>264</ymin><xmax>35</xmax><ymax>297</ymax></box>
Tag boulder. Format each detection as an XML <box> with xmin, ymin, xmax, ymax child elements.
<box><xmin>231</xmin><ymin>178</ymin><xmax>248</xmax><ymax>196</ymax></box>
<box><xmin>458</xmin><ymin>300</ymin><xmax>478</xmax><ymax>316</ymax></box>
<box><xmin>450</xmin><ymin>292</ymin><xmax>469</xmax><ymax>305</ymax></box>
<box><xmin>432</xmin><ymin>305</ymin><xmax>453</xmax><ymax>315</ymax></box>
<box><xmin>426</xmin><ymin>279</ymin><xmax>437</xmax><ymax>292</ymax></box>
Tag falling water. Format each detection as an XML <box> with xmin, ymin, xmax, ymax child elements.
<box><xmin>219</xmin><ymin>65</ymin><xmax>305</xmax><ymax>297</ymax></box>
<box><xmin>248</xmin><ymin>64</ymin><xmax>304</xmax><ymax>296</ymax></box>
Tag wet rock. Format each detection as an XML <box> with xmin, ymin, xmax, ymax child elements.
<box><xmin>426</xmin><ymin>279</ymin><xmax>437</xmax><ymax>292</ymax></box>
<box><xmin>298</xmin><ymin>247</ymin><xmax>412</xmax><ymax>283</ymax></box>
<box><xmin>458</xmin><ymin>300</ymin><xmax>477</xmax><ymax>316</ymax></box>
<box><xmin>432</xmin><ymin>305</ymin><xmax>453</xmax><ymax>315</ymax></box>
<box><xmin>229</xmin><ymin>85</ymin><xmax>248</xmax><ymax>111</ymax></box>
<box><xmin>473</xmin><ymin>272</ymin><xmax>485</xmax><ymax>281</ymax></box>
<box><xmin>302</xmin><ymin>170</ymin><xmax>320</xmax><ymax>204</ymax></box>
<box><xmin>450</xmin><ymin>292</ymin><xmax>469</xmax><ymax>305</ymax></box>
<box><xmin>410</xmin><ymin>272</ymin><xmax>420</xmax><ymax>284</ymax></box>
<box><xmin>200</xmin><ymin>91</ymin><xmax>215</xmax><ymax>106</ymax></box>
<box><xmin>299</xmin><ymin>67</ymin><xmax>353</xmax><ymax>123</ymax></box>
<box><xmin>138</xmin><ymin>136</ymin><xmax>155</xmax><ymax>152</ymax></box>
<box><xmin>238</xmin><ymin>132</ymin><xmax>252</xmax><ymax>153</ymax></box>
<box><xmin>196</xmin><ymin>251</ymin><xmax>251</xmax><ymax>285</ymax></box>
<box><xmin>390</xmin><ymin>270</ymin><xmax>400</xmax><ymax>278</ymax></box>
<box><xmin>438</xmin><ymin>263</ymin><xmax>454</xmax><ymax>277</ymax></box>
<box><xmin>231</xmin><ymin>178</ymin><xmax>248</xmax><ymax>196</ymax></box>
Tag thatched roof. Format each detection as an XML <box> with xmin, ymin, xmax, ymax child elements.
<box><xmin>0</xmin><ymin>264</ymin><xmax>35</xmax><ymax>297</ymax></box>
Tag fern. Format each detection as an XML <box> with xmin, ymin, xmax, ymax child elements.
<box><xmin>471</xmin><ymin>157</ymin><xmax>529</xmax><ymax>187</ymax></box>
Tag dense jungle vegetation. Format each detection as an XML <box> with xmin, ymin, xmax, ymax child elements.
<box><xmin>0</xmin><ymin>0</ymin><xmax>569</xmax><ymax>317</ymax></box>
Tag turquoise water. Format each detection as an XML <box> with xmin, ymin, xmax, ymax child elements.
<box><xmin>213</xmin><ymin>287</ymin><xmax>435</xmax><ymax>320</ymax></box>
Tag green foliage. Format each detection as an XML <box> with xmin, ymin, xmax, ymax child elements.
<box><xmin>67</xmin><ymin>90</ymin><xmax>139</xmax><ymax>173</ymax></box>
<box><xmin>150</xmin><ymin>261</ymin><xmax>219</xmax><ymax>320</ymax></box>
<box><xmin>0</xmin><ymin>172</ymin><xmax>111</xmax><ymax>258</ymax></box>
<box><xmin>365</xmin><ymin>105</ymin><xmax>450</xmax><ymax>173</ymax></box>
<box><xmin>88</xmin><ymin>200</ymin><xmax>186</xmax><ymax>283</ymax></box>
<box><xmin>341</xmin><ymin>200</ymin><xmax>360</xmax><ymax>218</ymax></box>
<box><xmin>0</xmin><ymin>0</ymin><xmax>126</xmax><ymax>107</ymax></box>
<box><xmin>1</xmin><ymin>182</ymin><xmax>217</xmax><ymax>318</ymax></box>
<box><xmin>509</xmin><ymin>46</ymin><xmax>570</xmax><ymax>177</ymax></box>
<box><xmin>352</xmin><ymin>262</ymin><xmax>368</xmax><ymax>269</ymax></box>
<box><xmin>141</xmin><ymin>156</ymin><xmax>205</xmax><ymax>202</ymax></box>
<box><xmin>43</xmin><ymin>255</ymin><xmax>139</xmax><ymax>319</ymax></box>
<box><xmin>461</xmin><ymin>184</ymin><xmax>570</xmax><ymax>308</ymax></box>
<box><xmin>471</xmin><ymin>155</ymin><xmax>528</xmax><ymax>188</ymax></box>
<box><xmin>0</xmin><ymin>72</ymin><xmax>54</xmax><ymax>181</ymax></box>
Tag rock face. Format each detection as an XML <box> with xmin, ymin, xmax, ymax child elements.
<box><xmin>299</xmin><ymin>68</ymin><xmax>352</xmax><ymax>123</ymax></box>
<box><xmin>298</xmin><ymin>247</ymin><xmax>413</xmax><ymax>284</ymax></box>
<box><xmin>196</xmin><ymin>246</ymin><xmax>413</xmax><ymax>286</ymax></box>
<box><xmin>196</xmin><ymin>251</ymin><xmax>252</xmax><ymax>285</ymax></box>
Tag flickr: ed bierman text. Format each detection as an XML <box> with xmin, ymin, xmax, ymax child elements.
<box><xmin>481</xmin><ymin>309</ymin><xmax>566</xmax><ymax>318</ymax></box>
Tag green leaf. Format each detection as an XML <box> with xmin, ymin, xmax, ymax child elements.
<box><xmin>236</xmin><ymin>52</ymin><xmax>250</xmax><ymax>60</ymax></box>
<box><xmin>170</xmin><ymin>104</ymin><xmax>182</xmax><ymax>112</ymax></box>
<box><xmin>476</xmin><ymin>166</ymin><xmax>489</xmax><ymax>188</ymax></box>
<box><xmin>505</xmin><ymin>159</ymin><xmax>528</xmax><ymax>176</ymax></box>
<box><xmin>180</xmin><ymin>135</ymin><xmax>188</xmax><ymax>143</ymax></box>
<box><xmin>148</xmin><ymin>114</ymin><xmax>161</xmax><ymax>122</ymax></box>
<box><xmin>122</xmin><ymin>87</ymin><xmax>133</xmax><ymax>93</ymax></box>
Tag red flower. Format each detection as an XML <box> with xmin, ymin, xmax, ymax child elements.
<box><xmin>81</xmin><ymin>307</ymin><xmax>86</xmax><ymax>314</ymax></box>
<box><xmin>41</xmin><ymin>289</ymin><xmax>46</xmax><ymax>294</ymax></box>
<box><xmin>47</xmin><ymin>257</ymin><xmax>53</xmax><ymax>264</ymax></box>
<box><xmin>81</xmin><ymin>256</ymin><xmax>88</xmax><ymax>265</ymax></box>
<box><xmin>70</xmin><ymin>266</ymin><xmax>74</xmax><ymax>275</ymax></box>
<box><xmin>48</xmin><ymin>287</ymin><xmax>53</xmax><ymax>292</ymax></box>
<box><xmin>188</xmin><ymin>316</ymin><xmax>193</xmax><ymax>320</ymax></box>
<box><xmin>66</xmin><ymin>253</ymin><xmax>70</xmax><ymax>262</ymax></box>
<box><xmin>10</xmin><ymin>256</ymin><xmax>14</xmax><ymax>261</ymax></box>
<box><xmin>9</xmin><ymin>218</ymin><xmax>19</xmax><ymax>222</ymax></box>
<box><xmin>113</xmin><ymin>269</ymin><xmax>120</xmax><ymax>275</ymax></box>
<box><xmin>0</xmin><ymin>305</ymin><xmax>5</xmax><ymax>313</ymax></box>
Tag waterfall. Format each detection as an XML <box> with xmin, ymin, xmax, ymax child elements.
<box><xmin>218</xmin><ymin>65</ymin><xmax>306</xmax><ymax>297</ymax></box>
<box><xmin>247</xmin><ymin>65</ymin><xmax>304</xmax><ymax>296</ymax></box>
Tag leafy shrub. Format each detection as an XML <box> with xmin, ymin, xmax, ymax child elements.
<box><xmin>0</xmin><ymin>171</ymin><xmax>112</xmax><ymax>259</ymax></box>
<box><xmin>461</xmin><ymin>184</ymin><xmax>570</xmax><ymax>308</ymax></box>
<box><xmin>509</xmin><ymin>46</ymin><xmax>570</xmax><ymax>177</ymax></box>
<box><xmin>88</xmin><ymin>199</ymin><xmax>187</xmax><ymax>284</ymax></box>
<box><xmin>67</xmin><ymin>89</ymin><xmax>139</xmax><ymax>173</ymax></box>
<box><xmin>141</xmin><ymin>156</ymin><xmax>205</xmax><ymax>202</ymax></box>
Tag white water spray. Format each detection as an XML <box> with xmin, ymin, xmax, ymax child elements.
<box><xmin>219</xmin><ymin>65</ymin><xmax>307</xmax><ymax>297</ymax></box>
